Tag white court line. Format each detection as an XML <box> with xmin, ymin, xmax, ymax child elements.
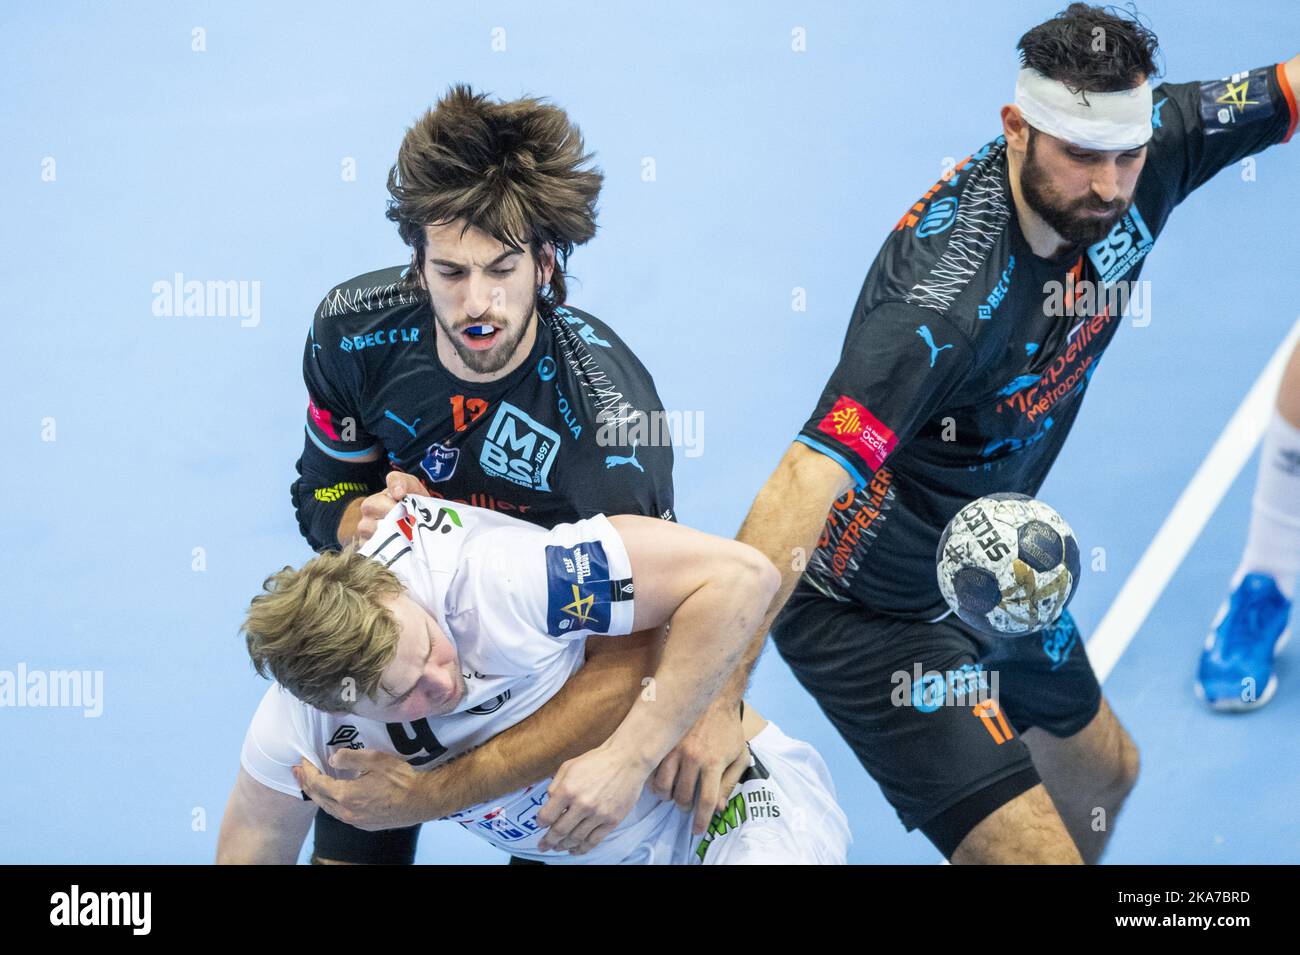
<box><xmin>1088</xmin><ymin>317</ymin><xmax>1300</xmax><ymax>683</ymax></box>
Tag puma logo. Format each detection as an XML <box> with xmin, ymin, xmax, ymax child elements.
<box><xmin>604</xmin><ymin>436</ymin><xmax>645</xmax><ymax>472</ymax></box>
<box><xmin>384</xmin><ymin>409</ymin><xmax>421</xmax><ymax>439</ymax></box>
<box><xmin>916</xmin><ymin>325</ymin><xmax>954</xmax><ymax>368</ymax></box>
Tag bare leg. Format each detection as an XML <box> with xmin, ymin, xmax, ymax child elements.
<box><xmin>950</xmin><ymin>696</ymin><xmax>1139</xmax><ymax>864</ymax></box>
<box><xmin>1020</xmin><ymin>696</ymin><xmax>1140</xmax><ymax>864</ymax></box>
<box><xmin>950</xmin><ymin>783</ymin><xmax>1083</xmax><ymax>864</ymax></box>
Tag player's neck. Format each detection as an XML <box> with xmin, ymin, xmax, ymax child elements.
<box><xmin>434</xmin><ymin>311</ymin><xmax>539</xmax><ymax>384</ymax></box>
<box><xmin>1006</xmin><ymin>149</ymin><xmax>1074</xmax><ymax>261</ymax></box>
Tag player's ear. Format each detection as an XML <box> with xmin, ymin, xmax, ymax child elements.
<box><xmin>1002</xmin><ymin>104</ymin><xmax>1030</xmax><ymax>155</ymax></box>
<box><xmin>536</xmin><ymin>241</ymin><xmax>556</xmax><ymax>289</ymax></box>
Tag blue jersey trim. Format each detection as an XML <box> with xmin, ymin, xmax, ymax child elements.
<box><xmin>794</xmin><ymin>434</ymin><xmax>868</xmax><ymax>490</ymax></box>
<box><xmin>306</xmin><ymin>427</ymin><xmax>379</xmax><ymax>461</ymax></box>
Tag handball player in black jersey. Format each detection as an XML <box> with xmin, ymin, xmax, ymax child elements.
<box><xmin>287</xmin><ymin>87</ymin><xmax>752</xmax><ymax>863</ymax></box>
<box><xmin>716</xmin><ymin>6</ymin><xmax>1298</xmax><ymax>863</ymax></box>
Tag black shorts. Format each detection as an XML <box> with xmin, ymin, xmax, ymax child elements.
<box><xmin>771</xmin><ymin>579</ymin><xmax>1101</xmax><ymax>853</ymax></box>
<box><xmin>313</xmin><ymin>811</ymin><xmax>421</xmax><ymax>865</ymax></box>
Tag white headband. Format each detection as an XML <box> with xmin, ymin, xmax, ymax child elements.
<box><xmin>1014</xmin><ymin>68</ymin><xmax>1153</xmax><ymax>150</ymax></box>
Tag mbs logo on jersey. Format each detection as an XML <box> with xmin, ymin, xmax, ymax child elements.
<box><xmin>480</xmin><ymin>402</ymin><xmax>562</xmax><ymax>492</ymax></box>
<box><xmin>544</xmin><ymin>540</ymin><xmax>633</xmax><ymax>637</ymax></box>
<box><xmin>1086</xmin><ymin>205</ymin><xmax>1153</xmax><ymax>286</ymax></box>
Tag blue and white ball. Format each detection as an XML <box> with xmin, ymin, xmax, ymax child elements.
<box><xmin>936</xmin><ymin>493</ymin><xmax>1080</xmax><ymax>636</ymax></box>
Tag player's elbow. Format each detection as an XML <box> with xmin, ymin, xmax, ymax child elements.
<box><xmin>745</xmin><ymin>543</ymin><xmax>783</xmax><ymax>607</ymax></box>
<box><xmin>289</xmin><ymin>476</ymin><xmax>325</xmax><ymax>550</ymax></box>
<box><xmin>714</xmin><ymin>540</ymin><xmax>782</xmax><ymax>614</ymax></box>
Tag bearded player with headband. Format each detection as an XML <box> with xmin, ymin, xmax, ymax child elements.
<box><xmin>714</xmin><ymin>4</ymin><xmax>1298</xmax><ymax>864</ymax></box>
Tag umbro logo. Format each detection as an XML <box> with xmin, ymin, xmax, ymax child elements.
<box><xmin>328</xmin><ymin>725</ymin><xmax>364</xmax><ymax>748</ymax></box>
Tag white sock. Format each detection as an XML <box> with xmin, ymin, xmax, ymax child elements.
<box><xmin>1231</xmin><ymin>408</ymin><xmax>1300</xmax><ymax>601</ymax></box>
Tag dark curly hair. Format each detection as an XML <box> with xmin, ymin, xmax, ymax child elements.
<box><xmin>1018</xmin><ymin>3</ymin><xmax>1161</xmax><ymax>93</ymax></box>
<box><xmin>386</xmin><ymin>85</ymin><xmax>604</xmax><ymax>317</ymax></box>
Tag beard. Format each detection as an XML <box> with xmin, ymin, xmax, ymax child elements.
<box><xmin>432</xmin><ymin>281</ymin><xmax>539</xmax><ymax>376</ymax></box>
<box><xmin>1019</xmin><ymin>137</ymin><xmax>1129</xmax><ymax>248</ymax></box>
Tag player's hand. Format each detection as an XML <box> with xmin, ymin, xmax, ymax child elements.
<box><xmin>292</xmin><ymin>749</ymin><xmax>431</xmax><ymax>831</ymax></box>
<box><xmin>535</xmin><ymin>742</ymin><xmax>652</xmax><ymax>855</ymax></box>
<box><xmin>354</xmin><ymin>471</ymin><xmax>429</xmax><ymax>544</ymax></box>
<box><xmin>650</xmin><ymin>698</ymin><xmax>750</xmax><ymax>835</ymax></box>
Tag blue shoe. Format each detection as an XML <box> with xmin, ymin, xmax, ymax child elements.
<box><xmin>1196</xmin><ymin>574</ymin><xmax>1291</xmax><ymax>711</ymax></box>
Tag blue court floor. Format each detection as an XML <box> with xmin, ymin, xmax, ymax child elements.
<box><xmin>2</xmin><ymin>1</ymin><xmax>1297</xmax><ymax>863</ymax></box>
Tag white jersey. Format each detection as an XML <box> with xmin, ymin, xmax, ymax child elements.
<box><xmin>241</xmin><ymin>496</ymin><xmax>681</xmax><ymax>864</ymax></box>
<box><xmin>241</xmin><ymin>496</ymin><xmax>852</xmax><ymax>864</ymax></box>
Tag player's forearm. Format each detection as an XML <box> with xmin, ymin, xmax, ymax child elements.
<box><xmin>606</xmin><ymin>554</ymin><xmax>780</xmax><ymax>769</ymax></box>
<box><xmin>714</xmin><ymin>447</ymin><xmax>850</xmax><ymax>705</ymax></box>
<box><xmin>411</xmin><ymin>640</ymin><xmax>656</xmax><ymax>818</ymax></box>
<box><xmin>291</xmin><ymin>440</ymin><xmax>384</xmax><ymax>551</ymax></box>
<box><xmin>335</xmin><ymin>497</ymin><xmax>364</xmax><ymax>547</ymax></box>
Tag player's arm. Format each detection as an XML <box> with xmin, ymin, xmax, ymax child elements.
<box><xmin>1151</xmin><ymin>58</ymin><xmax>1298</xmax><ymax>206</ymax></box>
<box><xmin>720</xmin><ymin>440</ymin><xmax>856</xmax><ymax>695</ymax></box>
<box><xmin>296</xmin><ymin>629</ymin><xmax>663</xmax><ymax>831</ymax></box>
<box><xmin>290</xmin><ymin>314</ymin><xmax>409</xmax><ymax>550</ymax></box>
<box><xmin>293</xmin><ymin>435</ymin><xmax>392</xmax><ymax>549</ymax></box>
<box><xmin>292</xmin><ymin>581</ymin><xmax>665</xmax><ymax>833</ymax></box>
<box><xmin>446</xmin><ymin>627</ymin><xmax>662</xmax><ymax>788</ymax></box>
<box><xmin>543</xmin><ymin>445</ymin><xmax>849</xmax><ymax>846</ymax></box>
<box><xmin>535</xmin><ymin>517</ymin><xmax>780</xmax><ymax>849</ymax></box>
<box><xmin>700</xmin><ymin>303</ymin><xmax>976</xmax><ymax>727</ymax></box>
<box><xmin>601</xmin><ymin>515</ymin><xmax>782</xmax><ymax>756</ymax></box>
<box><xmin>215</xmin><ymin>768</ymin><xmax>316</xmax><ymax>865</ymax></box>
<box><xmin>681</xmin><ymin>444</ymin><xmax>853</xmax><ymax>717</ymax></box>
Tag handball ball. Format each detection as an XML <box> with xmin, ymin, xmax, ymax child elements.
<box><xmin>936</xmin><ymin>492</ymin><xmax>1080</xmax><ymax>636</ymax></box>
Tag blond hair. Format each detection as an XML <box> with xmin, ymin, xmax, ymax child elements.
<box><xmin>241</xmin><ymin>546</ymin><xmax>404</xmax><ymax>712</ymax></box>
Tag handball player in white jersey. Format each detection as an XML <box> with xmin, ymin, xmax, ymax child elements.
<box><xmin>217</xmin><ymin>496</ymin><xmax>850</xmax><ymax>864</ymax></box>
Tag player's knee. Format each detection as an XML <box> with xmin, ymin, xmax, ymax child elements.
<box><xmin>1070</xmin><ymin>699</ymin><xmax>1140</xmax><ymax>805</ymax></box>
<box><xmin>1111</xmin><ymin>730</ymin><xmax>1140</xmax><ymax>801</ymax></box>
<box><xmin>310</xmin><ymin>854</ymin><xmax>358</xmax><ymax>865</ymax></box>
